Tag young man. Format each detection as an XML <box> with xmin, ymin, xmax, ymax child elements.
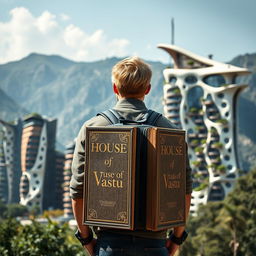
<box><xmin>70</xmin><ymin>56</ymin><xmax>192</xmax><ymax>256</ymax></box>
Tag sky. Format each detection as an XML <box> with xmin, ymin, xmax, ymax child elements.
<box><xmin>0</xmin><ymin>0</ymin><xmax>255</xmax><ymax>64</ymax></box>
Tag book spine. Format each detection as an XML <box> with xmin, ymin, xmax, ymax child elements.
<box><xmin>146</xmin><ymin>128</ymin><xmax>157</xmax><ymax>230</ymax></box>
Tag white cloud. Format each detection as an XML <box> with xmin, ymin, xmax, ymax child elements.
<box><xmin>36</xmin><ymin>11</ymin><xmax>58</xmax><ymax>34</ymax></box>
<box><xmin>60</xmin><ymin>13</ymin><xmax>70</xmax><ymax>21</ymax></box>
<box><xmin>0</xmin><ymin>7</ymin><xmax>130</xmax><ymax>63</ymax></box>
<box><xmin>64</xmin><ymin>24</ymin><xmax>86</xmax><ymax>48</ymax></box>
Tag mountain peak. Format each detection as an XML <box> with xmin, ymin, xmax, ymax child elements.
<box><xmin>24</xmin><ymin>53</ymin><xmax>76</xmax><ymax>68</ymax></box>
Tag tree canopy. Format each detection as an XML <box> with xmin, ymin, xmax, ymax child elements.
<box><xmin>180</xmin><ymin>168</ymin><xmax>256</xmax><ymax>256</ymax></box>
<box><xmin>0</xmin><ymin>218</ymin><xmax>85</xmax><ymax>256</ymax></box>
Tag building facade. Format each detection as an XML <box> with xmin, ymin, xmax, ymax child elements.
<box><xmin>158</xmin><ymin>44</ymin><xmax>250</xmax><ymax>214</ymax></box>
<box><xmin>19</xmin><ymin>113</ymin><xmax>59</xmax><ymax>212</ymax></box>
<box><xmin>55</xmin><ymin>151</ymin><xmax>65</xmax><ymax>210</ymax></box>
<box><xmin>63</xmin><ymin>141</ymin><xmax>75</xmax><ymax>218</ymax></box>
<box><xmin>0</xmin><ymin>119</ymin><xmax>22</xmax><ymax>204</ymax></box>
<box><xmin>0</xmin><ymin>130</ymin><xmax>8</xmax><ymax>203</ymax></box>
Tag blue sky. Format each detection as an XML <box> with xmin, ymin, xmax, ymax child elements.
<box><xmin>0</xmin><ymin>0</ymin><xmax>255</xmax><ymax>64</ymax></box>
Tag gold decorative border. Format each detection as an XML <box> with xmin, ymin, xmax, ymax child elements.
<box><xmin>90</xmin><ymin>132</ymin><xmax>100</xmax><ymax>142</ymax></box>
<box><xmin>119</xmin><ymin>133</ymin><xmax>129</xmax><ymax>143</ymax></box>
<box><xmin>157</xmin><ymin>131</ymin><xmax>186</xmax><ymax>226</ymax></box>
<box><xmin>117</xmin><ymin>211</ymin><xmax>128</xmax><ymax>223</ymax></box>
<box><xmin>88</xmin><ymin>208</ymin><xmax>97</xmax><ymax>219</ymax></box>
<box><xmin>86</xmin><ymin>129</ymin><xmax>133</xmax><ymax>226</ymax></box>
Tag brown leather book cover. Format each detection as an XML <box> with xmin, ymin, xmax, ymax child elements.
<box><xmin>146</xmin><ymin>128</ymin><xmax>186</xmax><ymax>231</ymax></box>
<box><xmin>83</xmin><ymin>127</ymin><xmax>137</xmax><ymax>230</ymax></box>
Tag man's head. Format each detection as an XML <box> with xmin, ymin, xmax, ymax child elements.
<box><xmin>112</xmin><ymin>56</ymin><xmax>152</xmax><ymax>99</ymax></box>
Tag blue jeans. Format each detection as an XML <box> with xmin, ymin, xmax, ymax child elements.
<box><xmin>95</xmin><ymin>231</ymin><xmax>168</xmax><ymax>256</ymax></box>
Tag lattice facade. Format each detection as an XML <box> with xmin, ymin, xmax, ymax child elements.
<box><xmin>158</xmin><ymin>44</ymin><xmax>250</xmax><ymax>214</ymax></box>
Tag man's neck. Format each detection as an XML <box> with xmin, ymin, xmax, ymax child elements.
<box><xmin>117</xmin><ymin>95</ymin><xmax>145</xmax><ymax>101</ymax></box>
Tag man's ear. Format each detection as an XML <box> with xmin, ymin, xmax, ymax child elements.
<box><xmin>113</xmin><ymin>84</ymin><xmax>119</xmax><ymax>95</ymax></box>
<box><xmin>145</xmin><ymin>84</ymin><xmax>151</xmax><ymax>95</ymax></box>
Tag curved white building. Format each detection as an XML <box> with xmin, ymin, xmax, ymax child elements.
<box><xmin>158</xmin><ymin>44</ymin><xmax>250</xmax><ymax>214</ymax></box>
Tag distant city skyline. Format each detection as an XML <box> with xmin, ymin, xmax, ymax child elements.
<box><xmin>0</xmin><ymin>0</ymin><xmax>255</xmax><ymax>64</ymax></box>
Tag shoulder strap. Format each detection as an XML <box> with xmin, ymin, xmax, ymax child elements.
<box><xmin>97</xmin><ymin>109</ymin><xmax>162</xmax><ymax>126</ymax></box>
<box><xmin>97</xmin><ymin>109</ymin><xmax>121</xmax><ymax>124</ymax></box>
<box><xmin>146</xmin><ymin>110</ymin><xmax>162</xmax><ymax>126</ymax></box>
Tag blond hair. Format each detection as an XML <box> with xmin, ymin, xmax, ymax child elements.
<box><xmin>112</xmin><ymin>56</ymin><xmax>152</xmax><ymax>97</ymax></box>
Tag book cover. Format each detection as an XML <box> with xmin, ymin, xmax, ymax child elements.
<box><xmin>146</xmin><ymin>128</ymin><xmax>186</xmax><ymax>231</ymax></box>
<box><xmin>83</xmin><ymin>127</ymin><xmax>137</xmax><ymax>229</ymax></box>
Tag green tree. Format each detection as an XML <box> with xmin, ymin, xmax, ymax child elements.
<box><xmin>216</xmin><ymin>203</ymin><xmax>247</xmax><ymax>256</ymax></box>
<box><xmin>180</xmin><ymin>168</ymin><xmax>256</xmax><ymax>256</ymax></box>
<box><xmin>225</xmin><ymin>168</ymin><xmax>256</xmax><ymax>256</ymax></box>
<box><xmin>180</xmin><ymin>202</ymin><xmax>231</xmax><ymax>256</ymax></box>
<box><xmin>0</xmin><ymin>218</ymin><xmax>85</xmax><ymax>256</ymax></box>
<box><xmin>0</xmin><ymin>218</ymin><xmax>19</xmax><ymax>256</ymax></box>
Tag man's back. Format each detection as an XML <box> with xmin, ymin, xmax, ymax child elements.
<box><xmin>70</xmin><ymin>57</ymin><xmax>192</xmax><ymax>256</ymax></box>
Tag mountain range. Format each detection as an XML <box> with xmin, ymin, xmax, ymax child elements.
<box><xmin>0</xmin><ymin>52</ymin><xmax>255</xmax><ymax>170</ymax></box>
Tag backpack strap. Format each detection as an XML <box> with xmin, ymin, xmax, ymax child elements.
<box><xmin>97</xmin><ymin>108</ymin><xmax>162</xmax><ymax>126</ymax></box>
<box><xmin>97</xmin><ymin>109</ymin><xmax>121</xmax><ymax>124</ymax></box>
<box><xmin>145</xmin><ymin>110</ymin><xmax>162</xmax><ymax>126</ymax></box>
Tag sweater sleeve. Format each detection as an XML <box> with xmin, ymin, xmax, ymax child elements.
<box><xmin>70</xmin><ymin>124</ymin><xmax>86</xmax><ymax>199</ymax></box>
<box><xmin>70</xmin><ymin>115</ymin><xmax>110</xmax><ymax>199</ymax></box>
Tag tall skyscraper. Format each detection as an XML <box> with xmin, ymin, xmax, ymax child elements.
<box><xmin>1</xmin><ymin>113</ymin><xmax>65</xmax><ymax>212</ymax></box>
<box><xmin>0</xmin><ymin>119</ymin><xmax>22</xmax><ymax>204</ymax></box>
<box><xmin>158</xmin><ymin>44</ymin><xmax>250</xmax><ymax>214</ymax></box>
<box><xmin>19</xmin><ymin>113</ymin><xmax>58</xmax><ymax>211</ymax></box>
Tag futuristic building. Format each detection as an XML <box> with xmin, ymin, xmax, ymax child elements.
<box><xmin>0</xmin><ymin>131</ymin><xmax>8</xmax><ymax>203</ymax></box>
<box><xmin>19</xmin><ymin>114</ymin><xmax>58</xmax><ymax>212</ymax></box>
<box><xmin>0</xmin><ymin>119</ymin><xmax>22</xmax><ymax>204</ymax></box>
<box><xmin>63</xmin><ymin>141</ymin><xmax>75</xmax><ymax>218</ymax></box>
<box><xmin>158</xmin><ymin>44</ymin><xmax>250</xmax><ymax>214</ymax></box>
<box><xmin>55</xmin><ymin>151</ymin><xmax>65</xmax><ymax>210</ymax></box>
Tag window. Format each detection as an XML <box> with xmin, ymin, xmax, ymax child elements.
<box><xmin>225</xmin><ymin>182</ymin><xmax>231</xmax><ymax>188</ymax></box>
<box><xmin>185</xmin><ymin>75</ymin><xmax>198</xmax><ymax>84</ymax></box>
<box><xmin>224</xmin><ymin>138</ymin><xmax>229</xmax><ymax>143</ymax></box>
<box><xmin>224</xmin><ymin>155</ymin><xmax>230</xmax><ymax>161</ymax></box>
<box><xmin>203</xmin><ymin>75</ymin><xmax>226</xmax><ymax>87</ymax></box>
<box><xmin>223</xmin><ymin>128</ymin><xmax>229</xmax><ymax>133</ymax></box>
<box><xmin>227</xmin><ymin>165</ymin><xmax>233</xmax><ymax>170</ymax></box>
<box><xmin>187</xmin><ymin>86</ymin><xmax>204</xmax><ymax>109</ymax></box>
<box><xmin>168</xmin><ymin>76</ymin><xmax>177</xmax><ymax>85</ymax></box>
